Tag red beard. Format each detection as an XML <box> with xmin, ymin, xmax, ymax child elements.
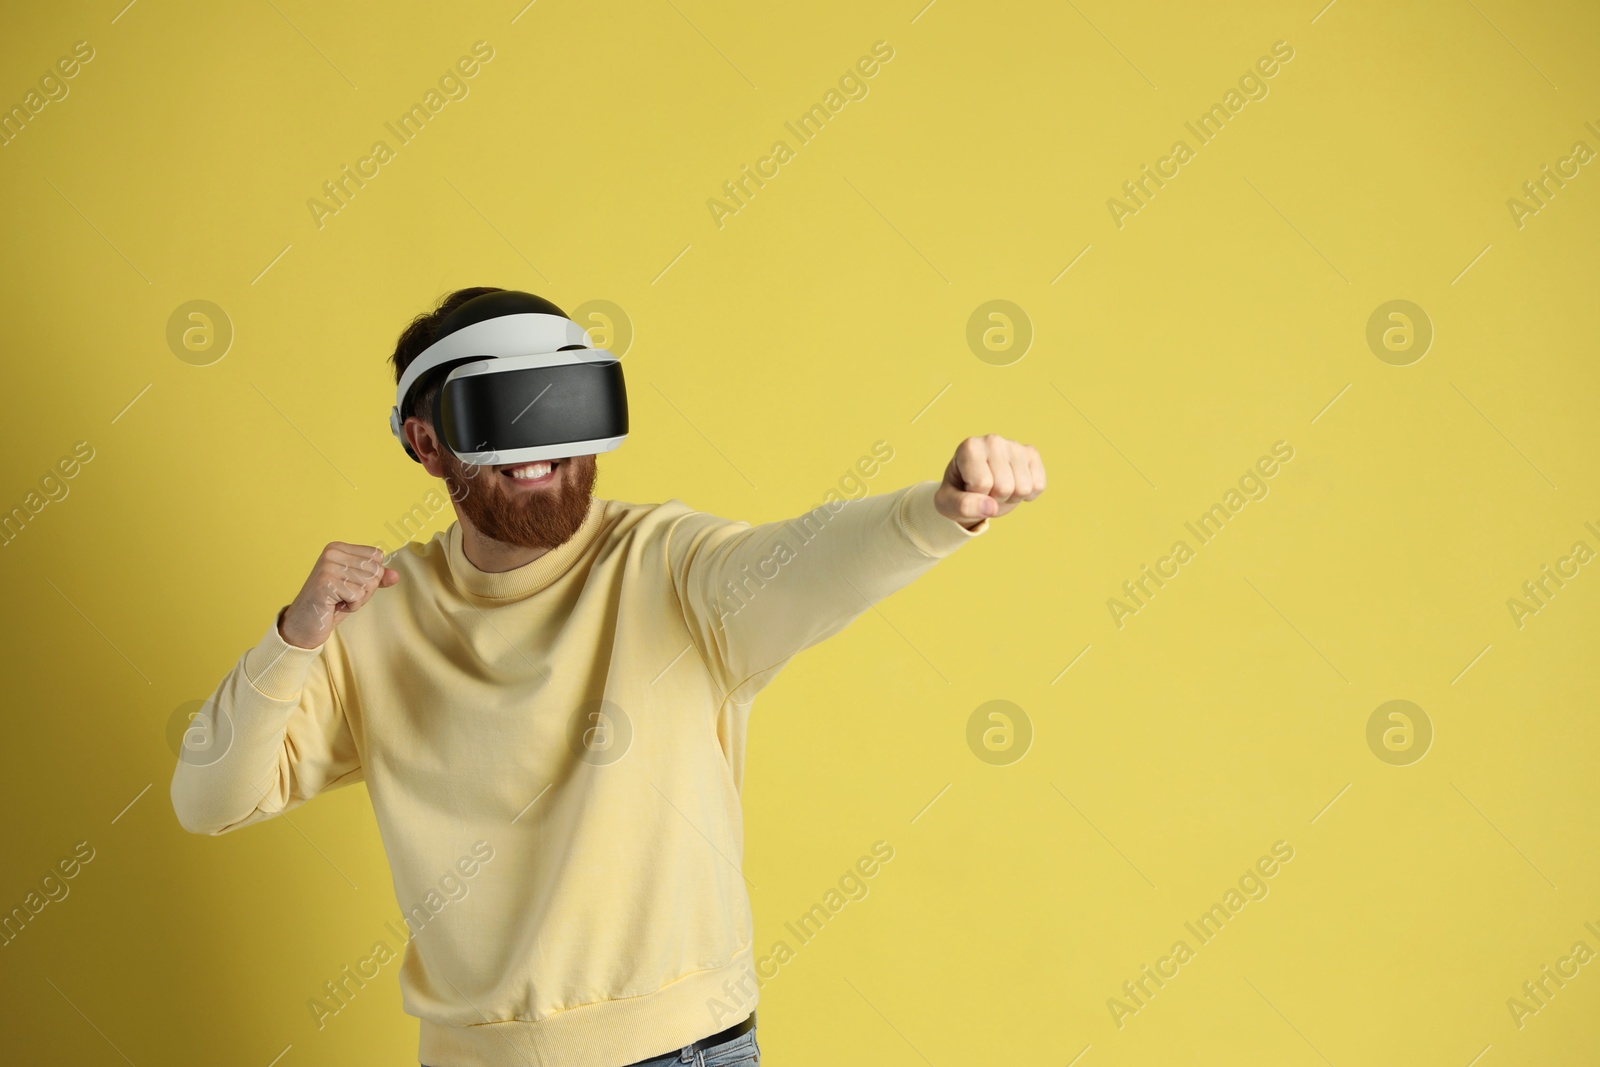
<box><xmin>438</xmin><ymin>452</ymin><xmax>598</xmax><ymax>552</ymax></box>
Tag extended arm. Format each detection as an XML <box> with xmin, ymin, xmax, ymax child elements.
<box><xmin>668</xmin><ymin>435</ymin><xmax>1044</xmax><ymax>698</ymax></box>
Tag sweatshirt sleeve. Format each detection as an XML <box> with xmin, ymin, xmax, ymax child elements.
<box><xmin>665</xmin><ymin>479</ymin><xmax>987</xmax><ymax>699</ymax></box>
<box><xmin>170</xmin><ymin>610</ymin><xmax>363</xmax><ymax>835</ymax></box>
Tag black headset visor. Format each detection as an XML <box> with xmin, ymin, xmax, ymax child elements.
<box><xmin>432</xmin><ymin>356</ymin><xmax>628</xmax><ymax>466</ymax></box>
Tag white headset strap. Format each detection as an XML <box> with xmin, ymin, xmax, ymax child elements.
<box><xmin>393</xmin><ymin>313</ymin><xmax>591</xmax><ymax>416</ymax></box>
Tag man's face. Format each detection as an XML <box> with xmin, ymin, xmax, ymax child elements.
<box><xmin>436</xmin><ymin>449</ymin><xmax>598</xmax><ymax>552</ymax></box>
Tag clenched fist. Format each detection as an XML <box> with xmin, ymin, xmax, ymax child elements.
<box><xmin>277</xmin><ymin>542</ymin><xmax>400</xmax><ymax>649</ymax></box>
<box><xmin>935</xmin><ymin>435</ymin><xmax>1046</xmax><ymax>529</ymax></box>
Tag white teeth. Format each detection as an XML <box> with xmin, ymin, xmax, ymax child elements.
<box><xmin>506</xmin><ymin>461</ymin><xmax>553</xmax><ymax>480</ymax></box>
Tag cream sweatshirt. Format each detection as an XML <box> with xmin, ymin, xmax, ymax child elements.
<box><xmin>170</xmin><ymin>479</ymin><xmax>986</xmax><ymax>1067</ymax></box>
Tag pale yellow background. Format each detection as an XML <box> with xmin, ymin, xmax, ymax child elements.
<box><xmin>1</xmin><ymin>0</ymin><xmax>1597</xmax><ymax>1063</ymax></box>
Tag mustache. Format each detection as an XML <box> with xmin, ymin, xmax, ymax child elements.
<box><xmin>442</xmin><ymin>452</ymin><xmax>597</xmax><ymax>551</ymax></box>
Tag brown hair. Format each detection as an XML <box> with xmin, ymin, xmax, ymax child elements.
<box><xmin>389</xmin><ymin>285</ymin><xmax>506</xmax><ymax>429</ymax></box>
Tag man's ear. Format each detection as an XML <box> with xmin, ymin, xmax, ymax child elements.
<box><xmin>404</xmin><ymin>416</ymin><xmax>448</xmax><ymax>478</ymax></box>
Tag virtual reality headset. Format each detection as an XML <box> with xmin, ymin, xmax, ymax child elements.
<box><xmin>389</xmin><ymin>292</ymin><xmax>628</xmax><ymax>466</ymax></box>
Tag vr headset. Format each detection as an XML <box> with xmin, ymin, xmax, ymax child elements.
<box><xmin>389</xmin><ymin>291</ymin><xmax>628</xmax><ymax>466</ymax></box>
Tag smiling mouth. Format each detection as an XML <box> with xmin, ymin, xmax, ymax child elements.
<box><xmin>499</xmin><ymin>459</ymin><xmax>560</xmax><ymax>487</ymax></box>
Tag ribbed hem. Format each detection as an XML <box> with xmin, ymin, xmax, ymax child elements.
<box><xmin>896</xmin><ymin>480</ymin><xmax>987</xmax><ymax>557</ymax></box>
<box><xmin>417</xmin><ymin>943</ymin><xmax>757</xmax><ymax>1067</ymax></box>
<box><xmin>241</xmin><ymin>611</ymin><xmax>325</xmax><ymax>701</ymax></box>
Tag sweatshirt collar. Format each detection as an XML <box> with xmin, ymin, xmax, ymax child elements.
<box><xmin>444</xmin><ymin>498</ymin><xmax>608</xmax><ymax>602</ymax></box>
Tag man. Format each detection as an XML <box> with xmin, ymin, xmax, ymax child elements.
<box><xmin>170</xmin><ymin>287</ymin><xmax>1045</xmax><ymax>1067</ymax></box>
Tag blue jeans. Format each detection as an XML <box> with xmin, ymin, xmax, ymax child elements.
<box><xmin>630</xmin><ymin>1020</ymin><xmax>760</xmax><ymax>1066</ymax></box>
<box><xmin>422</xmin><ymin>1017</ymin><xmax>759</xmax><ymax>1067</ymax></box>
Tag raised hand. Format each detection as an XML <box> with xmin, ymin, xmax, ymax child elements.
<box><xmin>934</xmin><ymin>435</ymin><xmax>1046</xmax><ymax>529</ymax></box>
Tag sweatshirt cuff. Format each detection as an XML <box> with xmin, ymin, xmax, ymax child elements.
<box><xmin>896</xmin><ymin>480</ymin><xmax>988</xmax><ymax>558</ymax></box>
<box><xmin>242</xmin><ymin>609</ymin><xmax>326</xmax><ymax>702</ymax></box>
